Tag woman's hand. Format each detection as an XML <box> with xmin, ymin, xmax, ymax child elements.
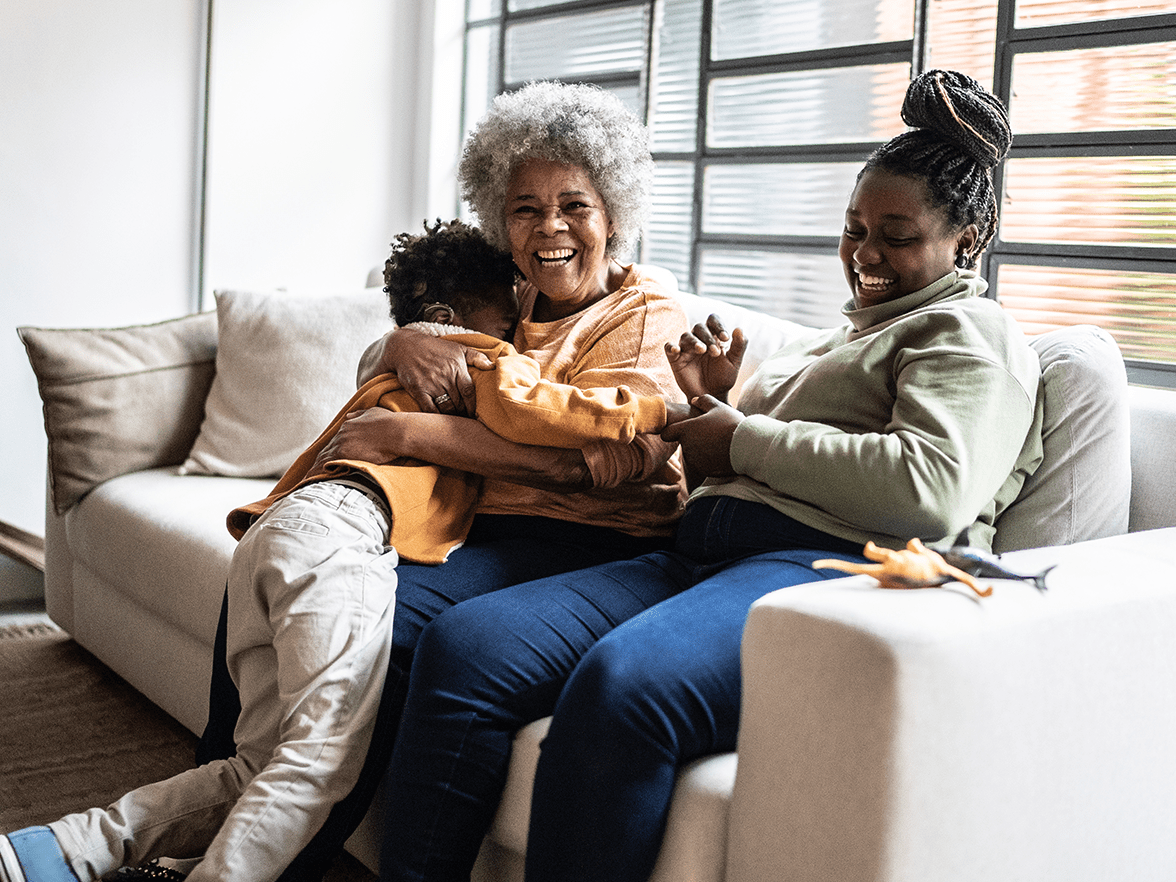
<box><xmin>311</xmin><ymin>409</ymin><xmax>593</xmax><ymax>492</ymax></box>
<box><xmin>660</xmin><ymin>394</ymin><xmax>744</xmax><ymax>480</ymax></box>
<box><xmin>664</xmin><ymin>315</ymin><xmax>747</xmax><ymax>404</ymax></box>
<box><xmin>364</xmin><ymin>329</ymin><xmax>494</xmax><ymax>416</ymax></box>
<box><xmin>310</xmin><ymin>409</ymin><xmax>413</xmax><ymax>471</ymax></box>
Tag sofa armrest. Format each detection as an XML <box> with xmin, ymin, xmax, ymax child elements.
<box><xmin>727</xmin><ymin>528</ymin><xmax>1176</xmax><ymax>882</ymax></box>
<box><xmin>43</xmin><ymin>470</ymin><xmax>76</xmax><ymax>633</ymax></box>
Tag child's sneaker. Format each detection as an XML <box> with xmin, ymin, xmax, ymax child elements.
<box><xmin>0</xmin><ymin>827</ymin><xmax>80</xmax><ymax>882</ymax></box>
<box><xmin>110</xmin><ymin>860</ymin><xmax>187</xmax><ymax>881</ymax></box>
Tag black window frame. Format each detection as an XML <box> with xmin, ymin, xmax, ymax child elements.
<box><xmin>462</xmin><ymin>0</ymin><xmax>1176</xmax><ymax>387</ymax></box>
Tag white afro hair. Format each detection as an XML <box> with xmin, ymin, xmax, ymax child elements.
<box><xmin>458</xmin><ymin>81</ymin><xmax>653</xmax><ymax>258</ymax></box>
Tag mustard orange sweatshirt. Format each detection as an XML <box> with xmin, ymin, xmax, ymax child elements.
<box><xmin>228</xmin><ymin>324</ymin><xmax>670</xmax><ymax>562</ymax></box>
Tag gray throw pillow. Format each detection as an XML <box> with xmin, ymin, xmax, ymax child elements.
<box><xmin>993</xmin><ymin>324</ymin><xmax>1131</xmax><ymax>552</ymax></box>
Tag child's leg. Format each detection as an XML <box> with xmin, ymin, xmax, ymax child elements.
<box><xmin>44</xmin><ymin>759</ymin><xmax>251</xmax><ymax>879</ymax></box>
<box><xmin>21</xmin><ymin>483</ymin><xmax>396</xmax><ymax>882</ymax></box>
<box><xmin>186</xmin><ymin>482</ymin><xmax>398</xmax><ymax>882</ymax></box>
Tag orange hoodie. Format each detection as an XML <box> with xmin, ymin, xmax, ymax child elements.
<box><xmin>227</xmin><ymin>330</ymin><xmax>668</xmax><ymax>563</ymax></box>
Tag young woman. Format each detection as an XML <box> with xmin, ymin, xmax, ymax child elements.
<box><xmin>519</xmin><ymin>68</ymin><xmax>1044</xmax><ymax>882</ymax></box>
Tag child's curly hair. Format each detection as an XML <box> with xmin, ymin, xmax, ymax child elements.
<box><xmin>384</xmin><ymin>219</ymin><xmax>518</xmax><ymax>326</ymax></box>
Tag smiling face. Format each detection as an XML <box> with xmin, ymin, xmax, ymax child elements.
<box><xmin>839</xmin><ymin>167</ymin><xmax>979</xmax><ymax>309</ymax></box>
<box><xmin>505</xmin><ymin>158</ymin><xmax>619</xmax><ymax>321</ymax></box>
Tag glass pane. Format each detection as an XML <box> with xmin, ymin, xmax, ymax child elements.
<box><xmin>708</xmin><ymin>64</ymin><xmax>910</xmax><ymax>148</ymax></box>
<box><xmin>703</xmin><ymin>163</ymin><xmax>860</xmax><ymax>237</ymax></box>
<box><xmin>505</xmin><ymin>6</ymin><xmax>648</xmax><ymax>82</ymax></box>
<box><xmin>467</xmin><ymin>0</ymin><xmax>501</xmax><ymax>20</ymax></box>
<box><xmin>509</xmin><ymin>0</ymin><xmax>565</xmax><ymax>9</ymax></box>
<box><xmin>698</xmin><ymin>248</ymin><xmax>847</xmax><ymax>327</ymax></box>
<box><xmin>926</xmin><ymin>0</ymin><xmax>998</xmax><ymax>89</ymax></box>
<box><xmin>1016</xmin><ymin>0</ymin><xmax>1175</xmax><ymax>28</ymax></box>
<box><xmin>1011</xmin><ymin>41</ymin><xmax>1176</xmax><ymax>134</ymax></box>
<box><xmin>644</xmin><ymin>161</ymin><xmax>696</xmax><ymax>289</ymax></box>
<box><xmin>998</xmin><ymin>264</ymin><xmax>1176</xmax><ymax>365</ymax></box>
<box><xmin>463</xmin><ymin>24</ymin><xmax>500</xmax><ymax>140</ymax></box>
<box><xmin>1002</xmin><ymin>156</ymin><xmax>1176</xmax><ymax>249</ymax></box>
<box><xmin>712</xmin><ymin>0</ymin><xmax>913</xmax><ymax>61</ymax></box>
<box><xmin>650</xmin><ymin>0</ymin><xmax>702</xmax><ymax>152</ymax></box>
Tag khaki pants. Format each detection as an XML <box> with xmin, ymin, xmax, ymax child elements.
<box><xmin>51</xmin><ymin>482</ymin><xmax>397</xmax><ymax>882</ymax></box>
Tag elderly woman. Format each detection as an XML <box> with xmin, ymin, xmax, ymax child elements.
<box><xmin>254</xmin><ymin>81</ymin><xmax>693</xmax><ymax>882</ymax></box>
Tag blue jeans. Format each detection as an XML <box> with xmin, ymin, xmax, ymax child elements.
<box><xmin>200</xmin><ymin>513</ymin><xmax>669</xmax><ymax>882</ymax></box>
<box><xmin>376</xmin><ymin>496</ymin><xmax>866</xmax><ymax>882</ymax></box>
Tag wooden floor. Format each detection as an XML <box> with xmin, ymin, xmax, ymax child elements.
<box><xmin>0</xmin><ymin>520</ymin><xmax>44</xmax><ymax>571</ymax></box>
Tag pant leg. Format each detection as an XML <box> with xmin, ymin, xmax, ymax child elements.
<box><xmin>50</xmin><ymin>482</ymin><xmax>397</xmax><ymax>882</ymax></box>
<box><xmin>279</xmin><ymin>516</ymin><xmax>670</xmax><ymax>882</ymax></box>
<box><xmin>195</xmin><ymin>587</ymin><xmax>239</xmax><ymax>767</ymax></box>
<box><xmin>191</xmin><ymin>483</ymin><xmax>398</xmax><ymax>882</ymax></box>
<box><xmin>48</xmin><ymin>759</ymin><xmax>251</xmax><ymax>880</ymax></box>
<box><xmin>379</xmin><ymin>552</ymin><xmax>695</xmax><ymax>882</ymax></box>
<box><xmin>525</xmin><ymin>499</ymin><xmax>867</xmax><ymax>882</ymax></box>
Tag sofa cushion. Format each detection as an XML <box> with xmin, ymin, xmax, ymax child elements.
<box><xmin>180</xmin><ymin>288</ymin><xmax>395</xmax><ymax>478</ymax></box>
<box><xmin>19</xmin><ymin>313</ymin><xmax>218</xmax><ymax>515</ymax></box>
<box><xmin>993</xmin><ymin>324</ymin><xmax>1131</xmax><ymax>553</ymax></box>
<box><xmin>1127</xmin><ymin>385</ymin><xmax>1176</xmax><ymax>533</ymax></box>
<box><xmin>64</xmin><ymin>467</ymin><xmax>272</xmax><ymax>643</ymax></box>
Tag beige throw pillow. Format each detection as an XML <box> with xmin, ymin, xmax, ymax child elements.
<box><xmin>178</xmin><ymin>288</ymin><xmax>395</xmax><ymax>478</ymax></box>
<box><xmin>19</xmin><ymin>312</ymin><xmax>219</xmax><ymax>515</ymax></box>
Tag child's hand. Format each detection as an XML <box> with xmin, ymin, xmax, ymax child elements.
<box><xmin>664</xmin><ymin>315</ymin><xmax>747</xmax><ymax>404</ymax></box>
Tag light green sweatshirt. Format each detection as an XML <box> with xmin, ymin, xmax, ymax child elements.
<box><xmin>693</xmin><ymin>271</ymin><xmax>1044</xmax><ymax>552</ymax></box>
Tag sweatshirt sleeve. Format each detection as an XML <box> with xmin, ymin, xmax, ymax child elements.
<box><xmin>473</xmin><ymin>351</ymin><xmax>667</xmax><ymax>448</ymax></box>
<box><xmin>728</xmin><ymin>349</ymin><xmax>1040</xmax><ymax>542</ymax></box>
<box><xmin>573</xmin><ymin>292</ymin><xmax>687</xmax><ymax>488</ymax></box>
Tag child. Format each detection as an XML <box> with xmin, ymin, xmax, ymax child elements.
<box><xmin>0</xmin><ymin>220</ymin><xmax>670</xmax><ymax>882</ymax></box>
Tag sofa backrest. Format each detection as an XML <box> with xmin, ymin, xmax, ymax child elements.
<box><xmin>993</xmin><ymin>325</ymin><xmax>1131</xmax><ymax>551</ymax></box>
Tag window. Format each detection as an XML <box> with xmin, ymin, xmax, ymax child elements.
<box><xmin>461</xmin><ymin>0</ymin><xmax>1176</xmax><ymax>385</ymax></box>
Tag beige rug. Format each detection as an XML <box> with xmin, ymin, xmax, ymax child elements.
<box><xmin>0</xmin><ymin>621</ymin><xmax>375</xmax><ymax>880</ymax></box>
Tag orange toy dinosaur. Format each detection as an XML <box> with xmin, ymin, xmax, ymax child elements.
<box><xmin>814</xmin><ymin>537</ymin><xmax>993</xmax><ymax>598</ymax></box>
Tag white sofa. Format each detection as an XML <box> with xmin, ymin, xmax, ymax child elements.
<box><xmin>22</xmin><ymin>283</ymin><xmax>1176</xmax><ymax>882</ymax></box>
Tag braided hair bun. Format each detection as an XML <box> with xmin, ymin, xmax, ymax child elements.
<box><xmin>901</xmin><ymin>69</ymin><xmax>1011</xmax><ymax>169</ymax></box>
<box><xmin>864</xmin><ymin>70</ymin><xmax>1012</xmax><ymax>268</ymax></box>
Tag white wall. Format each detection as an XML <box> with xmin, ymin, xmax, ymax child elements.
<box><xmin>1</xmin><ymin>1</ymin><xmax>205</xmax><ymax>536</ymax></box>
<box><xmin>2</xmin><ymin>0</ymin><xmax>462</xmax><ymax>538</ymax></box>
<box><xmin>200</xmin><ymin>0</ymin><xmax>436</xmax><ymax>298</ymax></box>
